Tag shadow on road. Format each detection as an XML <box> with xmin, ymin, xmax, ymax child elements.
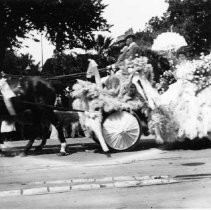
<box><xmin>2</xmin><ymin>137</ymin><xmax>211</xmax><ymax>158</ymax></box>
<box><xmin>2</xmin><ymin>141</ymin><xmax>101</xmax><ymax>157</ymax></box>
<box><xmin>162</xmin><ymin>138</ymin><xmax>211</xmax><ymax>151</ymax></box>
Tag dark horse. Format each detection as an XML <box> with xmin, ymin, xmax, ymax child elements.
<box><xmin>0</xmin><ymin>76</ymin><xmax>68</xmax><ymax>156</ymax></box>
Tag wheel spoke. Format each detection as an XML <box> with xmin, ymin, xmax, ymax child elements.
<box><xmin>102</xmin><ymin>111</ymin><xmax>141</xmax><ymax>151</ymax></box>
<box><xmin>105</xmin><ymin>133</ymin><xmax>120</xmax><ymax>145</ymax></box>
<box><xmin>126</xmin><ymin>128</ymin><xmax>140</xmax><ymax>136</ymax></box>
<box><xmin>124</xmin><ymin>132</ymin><xmax>137</xmax><ymax>141</ymax></box>
<box><xmin>113</xmin><ymin>134</ymin><xmax>124</xmax><ymax>149</ymax></box>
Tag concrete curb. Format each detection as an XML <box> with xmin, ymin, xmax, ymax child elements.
<box><xmin>0</xmin><ymin>175</ymin><xmax>179</xmax><ymax>197</ymax></box>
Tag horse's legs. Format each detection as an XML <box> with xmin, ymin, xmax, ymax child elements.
<box><xmin>22</xmin><ymin>124</ymin><xmax>48</xmax><ymax>156</ymax></box>
<box><xmin>54</xmin><ymin>122</ymin><xmax>68</xmax><ymax>155</ymax></box>
<box><xmin>0</xmin><ymin>136</ymin><xmax>6</xmax><ymax>157</ymax></box>
<box><xmin>21</xmin><ymin>115</ymin><xmax>42</xmax><ymax>156</ymax></box>
<box><xmin>34</xmin><ymin>137</ymin><xmax>47</xmax><ymax>152</ymax></box>
<box><xmin>34</xmin><ymin>124</ymin><xmax>50</xmax><ymax>152</ymax></box>
<box><xmin>71</xmin><ymin>122</ymin><xmax>76</xmax><ymax>138</ymax></box>
<box><xmin>0</xmin><ymin>149</ymin><xmax>6</xmax><ymax>157</ymax></box>
<box><xmin>20</xmin><ymin>139</ymin><xmax>35</xmax><ymax>156</ymax></box>
<box><xmin>46</xmin><ymin>110</ymin><xmax>68</xmax><ymax>155</ymax></box>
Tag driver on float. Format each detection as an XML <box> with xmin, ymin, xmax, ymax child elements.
<box><xmin>102</xmin><ymin>31</ymin><xmax>141</xmax><ymax>96</ymax></box>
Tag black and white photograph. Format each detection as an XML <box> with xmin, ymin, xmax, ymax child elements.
<box><xmin>0</xmin><ymin>0</ymin><xmax>211</xmax><ymax>208</ymax></box>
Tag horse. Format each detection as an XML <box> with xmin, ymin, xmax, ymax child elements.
<box><xmin>53</xmin><ymin>91</ymin><xmax>84</xmax><ymax>138</ymax></box>
<box><xmin>24</xmin><ymin>89</ymin><xmax>84</xmax><ymax>155</ymax></box>
<box><xmin>0</xmin><ymin>75</ymin><xmax>69</xmax><ymax>156</ymax></box>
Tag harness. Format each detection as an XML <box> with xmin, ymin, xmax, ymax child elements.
<box><xmin>0</xmin><ymin>73</ymin><xmax>87</xmax><ymax>114</ymax></box>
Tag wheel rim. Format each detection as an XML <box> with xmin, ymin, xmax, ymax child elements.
<box><xmin>102</xmin><ymin>111</ymin><xmax>141</xmax><ymax>151</ymax></box>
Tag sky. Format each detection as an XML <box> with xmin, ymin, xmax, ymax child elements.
<box><xmin>18</xmin><ymin>0</ymin><xmax>168</xmax><ymax>65</ymax></box>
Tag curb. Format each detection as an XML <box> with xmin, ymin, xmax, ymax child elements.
<box><xmin>0</xmin><ymin>175</ymin><xmax>179</xmax><ymax>197</ymax></box>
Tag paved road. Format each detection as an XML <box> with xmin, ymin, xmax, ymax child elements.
<box><xmin>1</xmin><ymin>136</ymin><xmax>211</xmax><ymax>208</ymax></box>
<box><xmin>1</xmin><ymin>178</ymin><xmax>211</xmax><ymax>208</ymax></box>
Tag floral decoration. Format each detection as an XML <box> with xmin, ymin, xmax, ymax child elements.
<box><xmin>125</xmin><ymin>56</ymin><xmax>155</xmax><ymax>84</ymax></box>
<box><xmin>188</xmin><ymin>53</ymin><xmax>211</xmax><ymax>92</ymax></box>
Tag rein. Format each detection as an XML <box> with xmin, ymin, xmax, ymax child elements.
<box><xmin>0</xmin><ymin>96</ymin><xmax>85</xmax><ymax>113</ymax></box>
<box><xmin>1</xmin><ymin>68</ymin><xmax>109</xmax><ymax>81</ymax></box>
<box><xmin>0</xmin><ymin>68</ymin><xmax>110</xmax><ymax>114</ymax></box>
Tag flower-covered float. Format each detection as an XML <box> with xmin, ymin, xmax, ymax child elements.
<box><xmin>71</xmin><ymin>57</ymin><xmax>154</xmax><ymax>152</ymax></box>
<box><xmin>72</xmin><ymin>52</ymin><xmax>211</xmax><ymax>152</ymax></box>
<box><xmin>131</xmin><ymin>53</ymin><xmax>211</xmax><ymax>144</ymax></box>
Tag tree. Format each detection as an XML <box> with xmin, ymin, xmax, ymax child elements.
<box><xmin>3</xmin><ymin>50</ymin><xmax>40</xmax><ymax>75</ymax></box>
<box><xmin>146</xmin><ymin>0</ymin><xmax>211</xmax><ymax>55</ymax></box>
<box><xmin>0</xmin><ymin>0</ymin><xmax>111</xmax><ymax>68</ymax></box>
<box><xmin>135</xmin><ymin>30</ymin><xmax>154</xmax><ymax>49</ymax></box>
<box><xmin>146</xmin><ymin>13</ymin><xmax>171</xmax><ymax>36</ymax></box>
<box><xmin>92</xmin><ymin>34</ymin><xmax>113</xmax><ymax>56</ymax></box>
<box><xmin>42</xmin><ymin>51</ymin><xmax>79</xmax><ymax>76</ymax></box>
<box><xmin>42</xmin><ymin>50</ymin><xmax>112</xmax><ymax>80</ymax></box>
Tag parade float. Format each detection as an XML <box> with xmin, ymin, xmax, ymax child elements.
<box><xmin>131</xmin><ymin>52</ymin><xmax>211</xmax><ymax>144</ymax></box>
<box><xmin>71</xmin><ymin>31</ymin><xmax>211</xmax><ymax>153</ymax></box>
<box><xmin>71</xmin><ymin>57</ymin><xmax>153</xmax><ymax>152</ymax></box>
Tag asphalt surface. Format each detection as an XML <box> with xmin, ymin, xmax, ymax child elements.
<box><xmin>1</xmin><ymin>136</ymin><xmax>211</xmax><ymax>208</ymax></box>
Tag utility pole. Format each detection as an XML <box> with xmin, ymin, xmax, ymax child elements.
<box><xmin>41</xmin><ymin>33</ymin><xmax>44</xmax><ymax>70</ymax></box>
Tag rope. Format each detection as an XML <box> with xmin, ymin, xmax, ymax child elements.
<box><xmin>0</xmin><ymin>97</ymin><xmax>85</xmax><ymax>113</ymax></box>
<box><xmin>1</xmin><ymin>67</ymin><xmax>109</xmax><ymax>81</ymax></box>
<box><xmin>46</xmin><ymin>68</ymin><xmax>108</xmax><ymax>80</ymax></box>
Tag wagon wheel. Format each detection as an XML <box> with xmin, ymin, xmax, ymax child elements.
<box><xmin>102</xmin><ymin>111</ymin><xmax>142</xmax><ymax>151</ymax></box>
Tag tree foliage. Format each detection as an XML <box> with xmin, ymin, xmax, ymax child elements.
<box><xmin>42</xmin><ymin>52</ymin><xmax>112</xmax><ymax>77</ymax></box>
<box><xmin>41</xmin><ymin>34</ymin><xmax>115</xmax><ymax>79</ymax></box>
<box><xmin>0</xmin><ymin>0</ymin><xmax>111</xmax><ymax>68</ymax></box>
<box><xmin>135</xmin><ymin>30</ymin><xmax>154</xmax><ymax>49</ymax></box>
<box><xmin>146</xmin><ymin>0</ymin><xmax>211</xmax><ymax>55</ymax></box>
<box><xmin>2</xmin><ymin>50</ymin><xmax>40</xmax><ymax>75</ymax></box>
<box><xmin>93</xmin><ymin>34</ymin><xmax>113</xmax><ymax>56</ymax></box>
